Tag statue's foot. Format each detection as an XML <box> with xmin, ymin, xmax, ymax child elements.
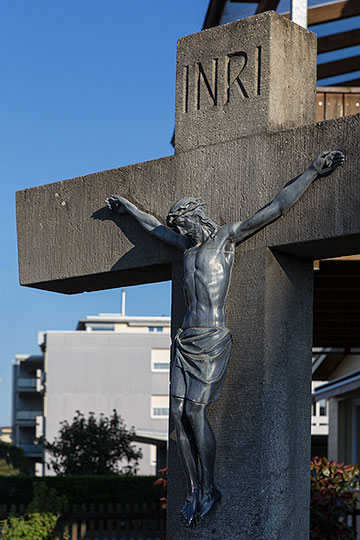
<box><xmin>180</xmin><ymin>490</ymin><xmax>200</xmax><ymax>528</ymax></box>
<box><xmin>198</xmin><ymin>485</ymin><xmax>221</xmax><ymax>521</ymax></box>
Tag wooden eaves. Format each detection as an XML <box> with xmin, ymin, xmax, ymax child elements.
<box><xmin>203</xmin><ymin>0</ymin><xmax>360</xmax><ymax>85</ymax></box>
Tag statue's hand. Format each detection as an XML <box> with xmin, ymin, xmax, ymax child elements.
<box><xmin>312</xmin><ymin>150</ymin><xmax>344</xmax><ymax>177</ymax></box>
<box><xmin>105</xmin><ymin>195</ymin><xmax>126</xmax><ymax>213</ymax></box>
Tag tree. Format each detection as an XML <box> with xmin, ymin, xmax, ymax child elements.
<box><xmin>0</xmin><ymin>442</ymin><xmax>28</xmax><ymax>474</ymax></box>
<box><xmin>43</xmin><ymin>410</ymin><xmax>142</xmax><ymax>475</ymax></box>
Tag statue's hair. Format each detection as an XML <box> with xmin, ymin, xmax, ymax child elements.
<box><xmin>190</xmin><ymin>207</ymin><xmax>218</xmax><ymax>239</ymax></box>
<box><xmin>167</xmin><ymin>197</ymin><xmax>205</xmax><ymax>219</ymax></box>
<box><xmin>166</xmin><ymin>197</ymin><xmax>217</xmax><ymax>238</ymax></box>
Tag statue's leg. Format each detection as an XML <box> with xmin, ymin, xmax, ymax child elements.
<box><xmin>184</xmin><ymin>400</ymin><xmax>221</xmax><ymax>520</ymax></box>
<box><xmin>171</xmin><ymin>396</ymin><xmax>200</xmax><ymax>527</ymax></box>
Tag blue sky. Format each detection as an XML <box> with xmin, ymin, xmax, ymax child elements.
<box><xmin>1</xmin><ymin>1</ymin><xmax>359</xmax><ymax>427</ymax></box>
<box><xmin>0</xmin><ymin>0</ymin><xmax>210</xmax><ymax>426</ymax></box>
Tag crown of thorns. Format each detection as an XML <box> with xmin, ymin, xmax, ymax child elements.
<box><xmin>166</xmin><ymin>197</ymin><xmax>205</xmax><ymax>226</ymax></box>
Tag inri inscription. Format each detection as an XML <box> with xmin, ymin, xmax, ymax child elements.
<box><xmin>183</xmin><ymin>46</ymin><xmax>262</xmax><ymax>113</ymax></box>
<box><xmin>175</xmin><ymin>13</ymin><xmax>316</xmax><ymax>152</ymax></box>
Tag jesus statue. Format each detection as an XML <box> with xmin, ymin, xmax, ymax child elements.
<box><xmin>106</xmin><ymin>150</ymin><xmax>343</xmax><ymax>528</ymax></box>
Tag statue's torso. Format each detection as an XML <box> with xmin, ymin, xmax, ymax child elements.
<box><xmin>182</xmin><ymin>234</ymin><xmax>234</xmax><ymax>329</ymax></box>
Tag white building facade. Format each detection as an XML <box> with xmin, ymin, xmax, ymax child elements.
<box><xmin>12</xmin><ymin>313</ymin><xmax>171</xmax><ymax>475</ymax></box>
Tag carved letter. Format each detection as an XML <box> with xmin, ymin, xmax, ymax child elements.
<box><xmin>256</xmin><ymin>46</ymin><xmax>262</xmax><ymax>96</ymax></box>
<box><xmin>226</xmin><ymin>52</ymin><xmax>249</xmax><ymax>102</ymax></box>
<box><xmin>183</xmin><ymin>65</ymin><xmax>189</xmax><ymax>113</ymax></box>
<box><xmin>197</xmin><ymin>59</ymin><xmax>218</xmax><ymax>110</ymax></box>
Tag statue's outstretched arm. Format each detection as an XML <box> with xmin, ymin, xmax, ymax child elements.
<box><xmin>227</xmin><ymin>151</ymin><xmax>344</xmax><ymax>244</ymax></box>
<box><xmin>105</xmin><ymin>195</ymin><xmax>188</xmax><ymax>251</ymax></box>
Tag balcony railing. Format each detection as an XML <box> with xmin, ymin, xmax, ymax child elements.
<box><xmin>316</xmin><ymin>87</ymin><xmax>360</xmax><ymax>122</ymax></box>
<box><xmin>311</xmin><ymin>415</ymin><xmax>329</xmax><ymax>435</ymax></box>
<box><xmin>16</xmin><ymin>410</ymin><xmax>43</xmax><ymax>421</ymax></box>
<box><xmin>17</xmin><ymin>377</ymin><xmax>42</xmax><ymax>392</ymax></box>
<box><xmin>18</xmin><ymin>443</ymin><xmax>43</xmax><ymax>457</ymax></box>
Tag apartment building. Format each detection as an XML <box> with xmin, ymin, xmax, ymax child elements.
<box><xmin>0</xmin><ymin>426</ymin><xmax>12</xmax><ymax>444</ymax></box>
<box><xmin>12</xmin><ymin>312</ymin><xmax>171</xmax><ymax>475</ymax></box>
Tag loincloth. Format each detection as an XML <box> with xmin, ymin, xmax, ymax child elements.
<box><xmin>170</xmin><ymin>326</ymin><xmax>232</xmax><ymax>404</ymax></box>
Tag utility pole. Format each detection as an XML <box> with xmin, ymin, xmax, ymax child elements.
<box><xmin>291</xmin><ymin>0</ymin><xmax>308</xmax><ymax>28</ymax></box>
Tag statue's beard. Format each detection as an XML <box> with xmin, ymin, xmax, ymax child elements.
<box><xmin>187</xmin><ymin>229</ymin><xmax>203</xmax><ymax>244</ymax></box>
<box><xmin>186</xmin><ymin>223</ymin><xmax>208</xmax><ymax>245</ymax></box>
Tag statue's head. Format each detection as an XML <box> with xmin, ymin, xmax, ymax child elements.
<box><xmin>166</xmin><ymin>197</ymin><xmax>217</xmax><ymax>244</ymax></box>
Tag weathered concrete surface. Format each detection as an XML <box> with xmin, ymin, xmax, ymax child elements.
<box><xmin>17</xmin><ymin>113</ymin><xmax>360</xmax><ymax>293</ymax></box>
<box><xmin>167</xmin><ymin>249</ymin><xmax>313</xmax><ymax>539</ymax></box>
<box><xmin>175</xmin><ymin>11</ymin><xmax>317</xmax><ymax>152</ymax></box>
<box><xmin>16</xmin><ymin>155</ymin><xmax>180</xmax><ymax>293</ymax></box>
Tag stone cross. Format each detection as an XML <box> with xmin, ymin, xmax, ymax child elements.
<box><xmin>16</xmin><ymin>12</ymin><xmax>360</xmax><ymax>540</ymax></box>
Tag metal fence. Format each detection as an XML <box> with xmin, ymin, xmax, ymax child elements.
<box><xmin>0</xmin><ymin>502</ymin><xmax>166</xmax><ymax>540</ymax></box>
<box><xmin>2</xmin><ymin>502</ymin><xmax>360</xmax><ymax>539</ymax></box>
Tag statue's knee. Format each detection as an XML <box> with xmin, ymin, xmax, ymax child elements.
<box><xmin>171</xmin><ymin>397</ymin><xmax>184</xmax><ymax>424</ymax></box>
<box><xmin>185</xmin><ymin>400</ymin><xmax>205</xmax><ymax>423</ymax></box>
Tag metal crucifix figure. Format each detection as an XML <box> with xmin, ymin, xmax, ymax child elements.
<box><xmin>106</xmin><ymin>150</ymin><xmax>343</xmax><ymax>528</ymax></box>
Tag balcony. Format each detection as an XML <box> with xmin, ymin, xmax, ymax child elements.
<box><xmin>18</xmin><ymin>443</ymin><xmax>43</xmax><ymax>457</ymax></box>
<box><xmin>16</xmin><ymin>411</ymin><xmax>43</xmax><ymax>424</ymax></box>
<box><xmin>311</xmin><ymin>415</ymin><xmax>329</xmax><ymax>436</ymax></box>
<box><xmin>17</xmin><ymin>377</ymin><xmax>42</xmax><ymax>393</ymax></box>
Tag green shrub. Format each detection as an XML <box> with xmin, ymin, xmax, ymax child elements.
<box><xmin>0</xmin><ymin>459</ymin><xmax>19</xmax><ymax>477</ymax></box>
<box><xmin>0</xmin><ymin>475</ymin><xmax>163</xmax><ymax>507</ymax></box>
<box><xmin>0</xmin><ymin>483</ymin><xmax>67</xmax><ymax>540</ymax></box>
<box><xmin>310</xmin><ymin>457</ymin><xmax>360</xmax><ymax>539</ymax></box>
<box><xmin>0</xmin><ymin>442</ymin><xmax>28</xmax><ymax>475</ymax></box>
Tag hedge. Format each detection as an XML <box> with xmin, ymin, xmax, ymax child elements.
<box><xmin>0</xmin><ymin>475</ymin><xmax>163</xmax><ymax>507</ymax></box>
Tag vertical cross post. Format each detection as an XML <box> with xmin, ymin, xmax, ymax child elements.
<box><xmin>167</xmin><ymin>13</ymin><xmax>317</xmax><ymax>539</ymax></box>
<box><xmin>167</xmin><ymin>249</ymin><xmax>314</xmax><ymax>539</ymax></box>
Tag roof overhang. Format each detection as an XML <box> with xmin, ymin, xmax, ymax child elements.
<box><xmin>313</xmin><ymin>369</ymin><xmax>360</xmax><ymax>401</ymax></box>
<box><xmin>204</xmin><ymin>0</ymin><xmax>360</xmax><ymax>85</ymax></box>
<box><xmin>312</xmin><ymin>349</ymin><xmax>346</xmax><ymax>380</ymax></box>
<box><xmin>133</xmin><ymin>430</ymin><xmax>168</xmax><ymax>446</ymax></box>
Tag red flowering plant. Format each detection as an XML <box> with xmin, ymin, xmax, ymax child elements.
<box><xmin>154</xmin><ymin>466</ymin><xmax>168</xmax><ymax>510</ymax></box>
<box><xmin>310</xmin><ymin>457</ymin><xmax>360</xmax><ymax>539</ymax></box>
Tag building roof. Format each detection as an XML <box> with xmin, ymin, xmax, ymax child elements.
<box><xmin>133</xmin><ymin>429</ymin><xmax>168</xmax><ymax>446</ymax></box>
<box><xmin>313</xmin><ymin>368</ymin><xmax>360</xmax><ymax>400</ymax></box>
<box><xmin>312</xmin><ymin>348</ymin><xmax>347</xmax><ymax>379</ymax></box>
<box><xmin>313</xmin><ymin>259</ymin><xmax>360</xmax><ymax>348</ymax></box>
<box><xmin>76</xmin><ymin>313</ymin><xmax>170</xmax><ymax>330</ymax></box>
<box><xmin>203</xmin><ymin>0</ymin><xmax>360</xmax><ymax>85</ymax></box>
<box><xmin>14</xmin><ymin>354</ymin><xmax>43</xmax><ymax>366</ymax></box>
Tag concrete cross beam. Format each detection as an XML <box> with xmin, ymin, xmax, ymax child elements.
<box><xmin>16</xmin><ymin>11</ymin><xmax>360</xmax><ymax>540</ymax></box>
<box><xmin>17</xmin><ymin>13</ymin><xmax>317</xmax><ymax>294</ymax></box>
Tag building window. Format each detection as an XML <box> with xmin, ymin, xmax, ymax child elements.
<box><xmin>312</xmin><ymin>399</ymin><xmax>328</xmax><ymax>419</ymax></box>
<box><xmin>150</xmin><ymin>444</ymin><xmax>157</xmax><ymax>467</ymax></box>
<box><xmin>149</xmin><ymin>326</ymin><xmax>163</xmax><ymax>332</ymax></box>
<box><xmin>151</xmin><ymin>349</ymin><xmax>170</xmax><ymax>372</ymax></box>
<box><xmin>151</xmin><ymin>395</ymin><xmax>169</xmax><ymax>418</ymax></box>
<box><xmin>319</xmin><ymin>399</ymin><xmax>327</xmax><ymax>416</ymax></box>
<box><xmin>87</xmin><ymin>324</ymin><xmax>115</xmax><ymax>332</ymax></box>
